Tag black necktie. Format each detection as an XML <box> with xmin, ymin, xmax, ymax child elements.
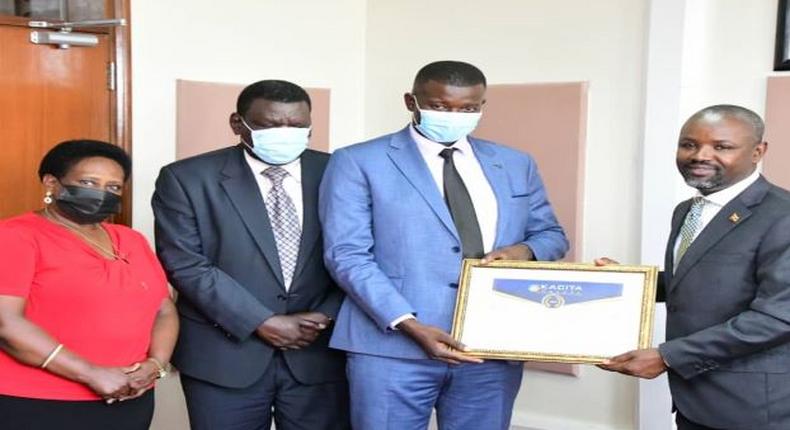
<box><xmin>439</xmin><ymin>148</ymin><xmax>484</xmax><ymax>258</ymax></box>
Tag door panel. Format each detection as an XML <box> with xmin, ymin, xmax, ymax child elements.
<box><xmin>0</xmin><ymin>23</ymin><xmax>111</xmax><ymax>219</ymax></box>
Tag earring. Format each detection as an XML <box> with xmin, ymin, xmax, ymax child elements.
<box><xmin>43</xmin><ymin>191</ymin><xmax>53</xmax><ymax>205</ymax></box>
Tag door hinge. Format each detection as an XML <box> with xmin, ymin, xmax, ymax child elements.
<box><xmin>107</xmin><ymin>62</ymin><xmax>116</xmax><ymax>91</ymax></box>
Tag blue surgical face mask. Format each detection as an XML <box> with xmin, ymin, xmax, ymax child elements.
<box><xmin>240</xmin><ymin>118</ymin><xmax>310</xmax><ymax>165</ymax></box>
<box><xmin>412</xmin><ymin>95</ymin><xmax>482</xmax><ymax>144</ymax></box>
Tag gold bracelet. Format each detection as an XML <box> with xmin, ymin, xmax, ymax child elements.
<box><xmin>40</xmin><ymin>344</ymin><xmax>64</xmax><ymax>369</ymax></box>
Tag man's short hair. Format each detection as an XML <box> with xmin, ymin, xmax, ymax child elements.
<box><xmin>38</xmin><ymin>140</ymin><xmax>132</xmax><ymax>181</ymax></box>
<box><xmin>236</xmin><ymin>80</ymin><xmax>312</xmax><ymax>117</ymax></box>
<box><xmin>413</xmin><ymin>61</ymin><xmax>487</xmax><ymax>92</ymax></box>
<box><xmin>685</xmin><ymin>104</ymin><xmax>765</xmax><ymax>144</ymax></box>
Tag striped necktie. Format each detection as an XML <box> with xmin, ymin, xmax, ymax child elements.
<box><xmin>676</xmin><ymin>197</ymin><xmax>706</xmax><ymax>264</ymax></box>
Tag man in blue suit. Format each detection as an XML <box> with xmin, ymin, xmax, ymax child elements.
<box><xmin>319</xmin><ymin>61</ymin><xmax>568</xmax><ymax>429</ymax></box>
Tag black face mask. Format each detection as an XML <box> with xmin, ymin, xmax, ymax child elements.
<box><xmin>55</xmin><ymin>185</ymin><xmax>121</xmax><ymax>224</ymax></box>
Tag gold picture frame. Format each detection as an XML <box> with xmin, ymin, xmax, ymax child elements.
<box><xmin>451</xmin><ymin>260</ymin><xmax>658</xmax><ymax>364</ymax></box>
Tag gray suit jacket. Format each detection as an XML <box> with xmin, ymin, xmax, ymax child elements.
<box><xmin>152</xmin><ymin>146</ymin><xmax>345</xmax><ymax>388</ymax></box>
<box><xmin>658</xmin><ymin>176</ymin><xmax>790</xmax><ymax>429</ymax></box>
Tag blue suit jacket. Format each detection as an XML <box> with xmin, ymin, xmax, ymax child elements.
<box><xmin>319</xmin><ymin>127</ymin><xmax>568</xmax><ymax>359</ymax></box>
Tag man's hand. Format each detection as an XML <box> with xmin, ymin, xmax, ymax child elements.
<box><xmin>256</xmin><ymin>313</ymin><xmax>331</xmax><ymax>350</ymax></box>
<box><xmin>293</xmin><ymin>311</ymin><xmax>331</xmax><ymax>331</ymax></box>
<box><xmin>397</xmin><ymin>319</ymin><xmax>484</xmax><ymax>365</ymax></box>
<box><xmin>481</xmin><ymin>244</ymin><xmax>533</xmax><ymax>264</ymax></box>
<box><xmin>594</xmin><ymin>257</ymin><xmax>620</xmax><ymax>266</ymax></box>
<box><xmin>597</xmin><ymin>348</ymin><xmax>667</xmax><ymax>379</ymax></box>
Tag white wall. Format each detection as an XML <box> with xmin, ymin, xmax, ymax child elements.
<box><xmin>364</xmin><ymin>1</ymin><xmax>649</xmax><ymax>428</ymax></box>
<box><xmin>131</xmin><ymin>0</ymin><xmax>368</xmax><ymax>240</ymax></box>
<box><xmin>641</xmin><ymin>0</ymin><xmax>778</xmax><ymax>258</ymax></box>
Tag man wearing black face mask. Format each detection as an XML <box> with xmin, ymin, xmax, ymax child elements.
<box><xmin>152</xmin><ymin>80</ymin><xmax>349</xmax><ymax>430</ymax></box>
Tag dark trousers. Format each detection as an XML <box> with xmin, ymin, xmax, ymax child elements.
<box><xmin>677</xmin><ymin>412</ymin><xmax>724</xmax><ymax>430</ymax></box>
<box><xmin>0</xmin><ymin>390</ymin><xmax>154</xmax><ymax>430</ymax></box>
<box><xmin>181</xmin><ymin>353</ymin><xmax>350</xmax><ymax>430</ymax></box>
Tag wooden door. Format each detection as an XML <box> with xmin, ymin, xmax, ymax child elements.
<box><xmin>0</xmin><ymin>1</ymin><xmax>129</xmax><ymax>223</ymax></box>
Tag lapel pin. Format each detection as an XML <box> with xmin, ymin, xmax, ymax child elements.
<box><xmin>729</xmin><ymin>213</ymin><xmax>740</xmax><ymax>223</ymax></box>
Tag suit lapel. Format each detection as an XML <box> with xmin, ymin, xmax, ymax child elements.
<box><xmin>670</xmin><ymin>177</ymin><xmax>769</xmax><ymax>289</ymax></box>
<box><xmin>663</xmin><ymin>199</ymin><xmax>691</xmax><ymax>290</ymax></box>
<box><xmin>468</xmin><ymin>137</ymin><xmax>508</xmax><ymax>248</ymax></box>
<box><xmin>386</xmin><ymin>127</ymin><xmax>459</xmax><ymax>241</ymax></box>
<box><xmin>220</xmin><ymin>146</ymin><xmax>285</xmax><ymax>289</ymax></box>
<box><xmin>292</xmin><ymin>150</ymin><xmax>323</xmax><ymax>284</ymax></box>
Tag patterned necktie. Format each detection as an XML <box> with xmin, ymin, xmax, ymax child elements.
<box><xmin>676</xmin><ymin>197</ymin><xmax>706</xmax><ymax>264</ymax></box>
<box><xmin>262</xmin><ymin>167</ymin><xmax>301</xmax><ymax>289</ymax></box>
<box><xmin>439</xmin><ymin>148</ymin><xmax>484</xmax><ymax>258</ymax></box>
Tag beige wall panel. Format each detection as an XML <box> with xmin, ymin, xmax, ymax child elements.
<box><xmin>474</xmin><ymin>82</ymin><xmax>588</xmax><ymax>262</ymax></box>
<box><xmin>764</xmin><ymin>76</ymin><xmax>790</xmax><ymax>190</ymax></box>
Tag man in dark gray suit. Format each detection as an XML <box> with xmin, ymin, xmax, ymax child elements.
<box><xmin>152</xmin><ymin>80</ymin><xmax>349</xmax><ymax>430</ymax></box>
<box><xmin>599</xmin><ymin>105</ymin><xmax>790</xmax><ymax>429</ymax></box>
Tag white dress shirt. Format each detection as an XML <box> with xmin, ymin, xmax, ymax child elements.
<box><xmin>409</xmin><ymin>125</ymin><xmax>499</xmax><ymax>252</ymax></box>
<box><xmin>673</xmin><ymin>169</ymin><xmax>760</xmax><ymax>266</ymax></box>
<box><xmin>243</xmin><ymin>149</ymin><xmax>304</xmax><ymax>228</ymax></box>
<box><xmin>390</xmin><ymin>127</ymin><xmax>500</xmax><ymax>329</ymax></box>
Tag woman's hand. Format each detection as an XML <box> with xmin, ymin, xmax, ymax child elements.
<box><xmin>113</xmin><ymin>360</ymin><xmax>159</xmax><ymax>401</ymax></box>
<box><xmin>125</xmin><ymin>360</ymin><xmax>159</xmax><ymax>391</ymax></box>
<box><xmin>83</xmin><ymin>365</ymin><xmax>133</xmax><ymax>401</ymax></box>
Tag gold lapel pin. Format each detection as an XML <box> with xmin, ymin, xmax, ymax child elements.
<box><xmin>729</xmin><ymin>213</ymin><xmax>740</xmax><ymax>223</ymax></box>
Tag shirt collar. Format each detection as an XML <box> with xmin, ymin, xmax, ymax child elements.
<box><xmin>242</xmin><ymin>146</ymin><xmax>302</xmax><ymax>183</ymax></box>
<box><xmin>696</xmin><ymin>168</ymin><xmax>760</xmax><ymax>207</ymax></box>
<box><xmin>408</xmin><ymin>124</ymin><xmax>473</xmax><ymax>156</ymax></box>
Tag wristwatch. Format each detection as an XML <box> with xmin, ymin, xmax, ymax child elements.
<box><xmin>147</xmin><ymin>357</ymin><xmax>169</xmax><ymax>379</ymax></box>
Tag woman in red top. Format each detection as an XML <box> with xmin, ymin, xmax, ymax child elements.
<box><xmin>0</xmin><ymin>140</ymin><xmax>179</xmax><ymax>430</ymax></box>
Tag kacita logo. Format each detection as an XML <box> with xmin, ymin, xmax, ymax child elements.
<box><xmin>494</xmin><ymin>279</ymin><xmax>623</xmax><ymax>308</ymax></box>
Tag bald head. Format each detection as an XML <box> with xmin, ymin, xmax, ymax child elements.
<box><xmin>676</xmin><ymin>104</ymin><xmax>767</xmax><ymax>194</ymax></box>
<box><xmin>681</xmin><ymin>104</ymin><xmax>764</xmax><ymax>146</ymax></box>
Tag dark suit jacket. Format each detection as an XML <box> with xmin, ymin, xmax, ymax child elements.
<box><xmin>657</xmin><ymin>176</ymin><xmax>790</xmax><ymax>429</ymax></box>
<box><xmin>152</xmin><ymin>146</ymin><xmax>345</xmax><ymax>388</ymax></box>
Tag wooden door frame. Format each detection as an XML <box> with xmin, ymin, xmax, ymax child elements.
<box><xmin>0</xmin><ymin>0</ymin><xmax>133</xmax><ymax>226</ymax></box>
<box><xmin>112</xmin><ymin>0</ymin><xmax>133</xmax><ymax>226</ymax></box>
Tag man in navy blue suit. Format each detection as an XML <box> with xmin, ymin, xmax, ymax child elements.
<box><xmin>320</xmin><ymin>61</ymin><xmax>568</xmax><ymax>429</ymax></box>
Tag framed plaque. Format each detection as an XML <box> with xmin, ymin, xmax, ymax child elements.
<box><xmin>450</xmin><ymin>260</ymin><xmax>658</xmax><ymax>364</ymax></box>
<box><xmin>776</xmin><ymin>0</ymin><xmax>790</xmax><ymax>71</ymax></box>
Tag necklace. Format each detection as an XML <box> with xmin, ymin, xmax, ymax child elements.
<box><xmin>43</xmin><ymin>207</ymin><xmax>129</xmax><ymax>264</ymax></box>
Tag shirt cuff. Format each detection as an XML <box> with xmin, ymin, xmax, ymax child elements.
<box><xmin>389</xmin><ymin>313</ymin><xmax>416</xmax><ymax>330</ymax></box>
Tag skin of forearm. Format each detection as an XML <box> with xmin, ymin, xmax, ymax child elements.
<box><xmin>0</xmin><ymin>314</ymin><xmax>95</xmax><ymax>383</ymax></box>
<box><xmin>147</xmin><ymin>299</ymin><xmax>179</xmax><ymax>364</ymax></box>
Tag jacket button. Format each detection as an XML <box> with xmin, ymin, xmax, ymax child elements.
<box><xmin>448</xmin><ymin>283</ymin><xmax>458</xmax><ymax>288</ymax></box>
<box><xmin>277</xmin><ymin>294</ymin><xmax>287</xmax><ymax>301</ymax></box>
<box><xmin>451</xmin><ymin>246</ymin><xmax>461</xmax><ymax>253</ymax></box>
<box><xmin>212</xmin><ymin>323</ymin><xmax>220</xmax><ymax>328</ymax></box>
